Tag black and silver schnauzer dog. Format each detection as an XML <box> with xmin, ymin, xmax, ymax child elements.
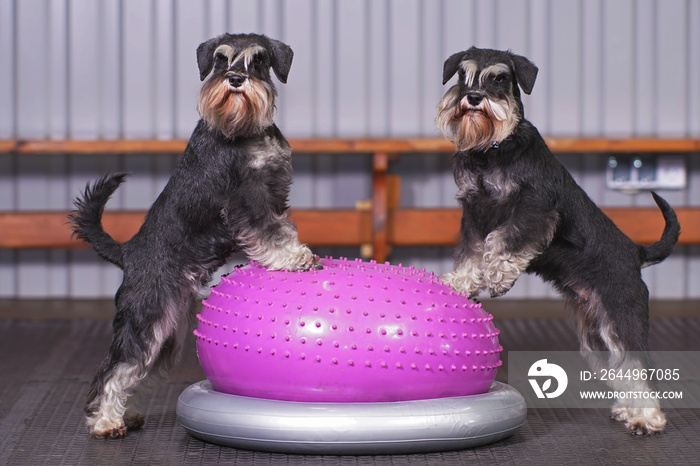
<box><xmin>437</xmin><ymin>46</ymin><xmax>680</xmax><ymax>435</ymax></box>
<box><xmin>70</xmin><ymin>33</ymin><xmax>319</xmax><ymax>438</ymax></box>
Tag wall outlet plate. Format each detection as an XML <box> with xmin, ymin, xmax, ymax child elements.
<box><xmin>606</xmin><ymin>155</ymin><xmax>686</xmax><ymax>191</ymax></box>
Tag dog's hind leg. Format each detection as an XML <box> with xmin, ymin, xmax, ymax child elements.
<box><xmin>570</xmin><ymin>286</ymin><xmax>666</xmax><ymax>435</ymax></box>
<box><xmin>120</xmin><ymin>339</ymin><xmax>178</xmax><ymax>432</ymax></box>
<box><xmin>85</xmin><ymin>347</ymin><xmax>155</xmax><ymax>438</ymax></box>
<box><xmin>604</xmin><ymin>319</ymin><xmax>666</xmax><ymax>435</ymax></box>
<box><xmin>123</xmin><ymin>296</ymin><xmax>195</xmax><ymax>431</ymax></box>
<box><xmin>85</xmin><ymin>290</ymin><xmax>183</xmax><ymax>438</ymax></box>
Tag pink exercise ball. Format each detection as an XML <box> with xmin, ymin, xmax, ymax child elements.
<box><xmin>195</xmin><ymin>257</ymin><xmax>503</xmax><ymax>403</ymax></box>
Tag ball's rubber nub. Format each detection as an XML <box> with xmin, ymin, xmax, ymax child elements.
<box><xmin>177</xmin><ymin>380</ymin><xmax>526</xmax><ymax>455</ymax></box>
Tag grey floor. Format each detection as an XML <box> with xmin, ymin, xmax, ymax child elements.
<box><xmin>1</xmin><ymin>300</ymin><xmax>699</xmax><ymax>465</ymax></box>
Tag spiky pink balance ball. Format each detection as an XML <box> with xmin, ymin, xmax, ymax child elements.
<box><xmin>195</xmin><ymin>257</ymin><xmax>503</xmax><ymax>402</ymax></box>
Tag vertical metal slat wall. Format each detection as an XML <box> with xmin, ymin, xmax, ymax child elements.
<box><xmin>0</xmin><ymin>0</ymin><xmax>699</xmax><ymax>299</ymax></box>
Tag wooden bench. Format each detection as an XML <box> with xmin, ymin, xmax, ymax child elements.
<box><xmin>1</xmin><ymin>138</ymin><xmax>700</xmax><ymax>263</ymax></box>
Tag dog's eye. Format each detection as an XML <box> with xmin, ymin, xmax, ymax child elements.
<box><xmin>494</xmin><ymin>74</ymin><xmax>507</xmax><ymax>83</ymax></box>
<box><xmin>252</xmin><ymin>55</ymin><xmax>263</xmax><ymax>65</ymax></box>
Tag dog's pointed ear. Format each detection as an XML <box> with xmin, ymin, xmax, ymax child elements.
<box><xmin>442</xmin><ymin>51</ymin><xmax>465</xmax><ymax>85</ymax></box>
<box><xmin>268</xmin><ymin>38</ymin><xmax>294</xmax><ymax>84</ymax></box>
<box><xmin>510</xmin><ymin>53</ymin><xmax>538</xmax><ymax>95</ymax></box>
<box><xmin>197</xmin><ymin>36</ymin><xmax>222</xmax><ymax>81</ymax></box>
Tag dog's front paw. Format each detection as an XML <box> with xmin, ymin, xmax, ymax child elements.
<box><xmin>488</xmin><ymin>281</ymin><xmax>513</xmax><ymax>298</ymax></box>
<box><xmin>310</xmin><ymin>255</ymin><xmax>323</xmax><ymax>270</ymax></box>
<box><xmin>262</xmin><ymin>245</ymin><xmax>320</xmax><ymax>272</ymax></box>
<box><xmin>298</xmin><ymin>254</ymin><xmax>323</xmax><ymax>272</ymax></box>
<box><xmin>483</xmin><ymin>253</ymin><xmax>524</xmax><ymax>297</ymax></box>
<box><xmin>294</xmin><ymin>250</ymin><xmax>323</xmax><ymax>272</ymax></box>
<box><xmin>483</xmin><ymin>265</ymin><xmax>515</xmax><ymax>297</ymax></box>
<box><xmin>489</xmin><ymin>286</ymin><xmax>510</xmax><ymax>298</ymax></box>
<box><xmin>441</xmin><ymin>270</ymin><xmax>481</xmax><ymax>298</ymax></box>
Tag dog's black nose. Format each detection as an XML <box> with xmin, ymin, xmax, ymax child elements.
<box><xmin>228</xmin><ymin>75</ymin><xmax>246</xmax><ymax>88</ymax></box>
<box><xmin>466</xmin><ymin>92</ymin><xmax>484</xmax><ymax>106</ymax></box>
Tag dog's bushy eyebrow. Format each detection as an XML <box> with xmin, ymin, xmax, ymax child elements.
<box><xmin>459</xmin><ymin>60</ymin><xmax>478</xmax><ymax>87</ymax></box>
<box><xmin>213</xmin><ymin>44</ymin><xmax>235</xmax><ymax>63</ymax></box>
<box><xmin>479</xmin><ymin>63</ymin><xmax>511</xmax><ymax>86</ymax></box>
<box><xmin>231</xmin><ymin>45</ymin><xmax>266</xmax><ymax>69</ymax></box>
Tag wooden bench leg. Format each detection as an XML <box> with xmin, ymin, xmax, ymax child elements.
<box><xmin>372</xmin><ymin>152</ymin><xmax>389</xmax><ymax>263</ymax></box>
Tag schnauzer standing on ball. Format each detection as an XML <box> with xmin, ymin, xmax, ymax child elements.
<box><xmin>436</xmin><ymin>47</ymin><xmax>680</xmax><ymax>435</ymax></box>
<box><xmin>70</xmin><ymin>33</ymin><xmax>319</xmax><ymax>438</ymax></box>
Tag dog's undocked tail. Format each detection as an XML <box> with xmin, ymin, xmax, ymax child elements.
<box><xmin>68</xmin><ymin>173</ymin><xmax>128</xmax><ymax>269</ymax></box>
<box><xmin>639</xmin><ymin>192</ymin><xmax>681</xmax><ymax>268</ymax></box>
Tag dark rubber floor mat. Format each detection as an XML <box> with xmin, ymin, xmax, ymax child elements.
<box><xmin>1</xmin><ymin>314</ymin><xmax>700</xmax><ymax>465</ymax></box>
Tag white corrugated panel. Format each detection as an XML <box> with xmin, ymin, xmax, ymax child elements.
<box><xmin>0</xmin><ymin>0</ymin><xmax>698</xmax><ymax>299</ymax></box>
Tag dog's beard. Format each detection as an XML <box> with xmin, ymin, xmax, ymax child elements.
<box><xmin>436</xmin><ymin>86</ymin><xmax>519</xmax><ymax>152</ymax></box>
<box><xmin>197</xmin><ymin>76</ymin><xmax>276</xmax><ymax>139</ymax></box>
